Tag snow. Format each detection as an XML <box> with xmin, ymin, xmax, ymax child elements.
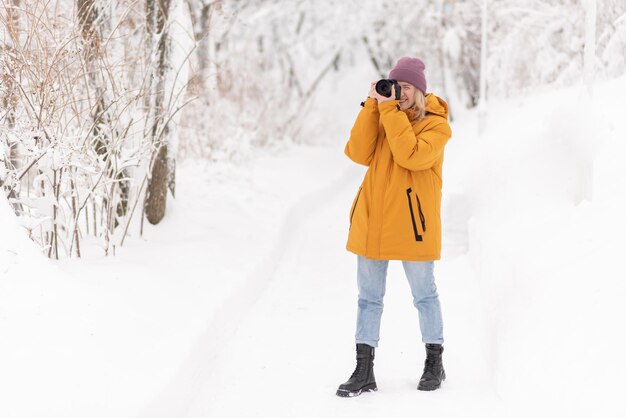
<box><xmin>445</xmin><ymin>76</ymin><xmax>626</xmax><ymax>417</ymax></box>
<box><xmin>2</xmin><ymin>69</ymin><xmax>626</xmax><ymax>418</ymax></box>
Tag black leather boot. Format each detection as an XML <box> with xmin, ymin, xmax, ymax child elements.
<box><xmin>418</xmin><ymin>343</ymin><xmax>446</xmax><ymax>391</ymax></box>
<box><xmin>336</xmin><ymin>343</ymin><xmax>377</xmax><ymax>397</ymax></box>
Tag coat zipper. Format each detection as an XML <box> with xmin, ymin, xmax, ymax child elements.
<box><xmin>406</xmin><ymin>188</ymin><xmax>423</xmax><ymax>242</ymax></box>
<box><xmin>414</xmin><ymin>191</ymin><xmax>426</xmax><ymax>233</ymax></box>
<box><xmin>350</xmin><ymin>187</ymin><xmax>362</xmax><ymax>227</ymax></box>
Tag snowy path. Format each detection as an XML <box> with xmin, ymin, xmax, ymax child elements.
<box><xmin>143</xmin><ymin>148</ymin><xmax>503</xmax><ymax>417</ymax></box>
<box><xmin>137</xmin><ymin>164</ymin><xmax>363</xmax><ymax>418</ymax></box>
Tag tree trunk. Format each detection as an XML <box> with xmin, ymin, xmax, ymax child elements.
<box><xmin>185</xmin><ymin>0</ymin><xmax>214</xmax><ymax>92</ymax></box>
<box><xmin>2</xmin><ymin>0</ymin><xmax>23</xmax><ymax>214</ymax></box>
<box><xmin>144</xmin><ymin>0</ymin><xmax>175</xmax><ymax>225</ymax></box>
<box><xmin>145</xmin><ymin>145</ymin><xmax>168</xmax><ymax>224</ymax></box>
<box><xmin>477</xmin><ymin>0</ymin><xmax>488</xmax><ymax>134</ymax></box>
<box><xmin>583</xmin><ymin>0</ymin><xmax>596</xmax><ymax>96</ymax></box>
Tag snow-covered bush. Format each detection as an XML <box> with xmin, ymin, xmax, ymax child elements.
<box><xmin>0</xmin><ymin>0</ymin><xmax>187</xmax><ymax>257</ymax></box>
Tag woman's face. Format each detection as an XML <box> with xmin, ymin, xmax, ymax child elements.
<box><xmin>398</xmin><ymin>82</ymin><xmax>417</xmax><ymax>110</ymax></box>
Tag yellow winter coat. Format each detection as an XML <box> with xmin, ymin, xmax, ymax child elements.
<box><xmin>345</xmin><ymin>94</ymin><xmax>451</xmax><ymax>261</ymax></box>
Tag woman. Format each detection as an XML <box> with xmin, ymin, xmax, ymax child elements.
<box><xmin>336</xmin><ymin>57</ymin><xmax>452</xmax><ymax>397</ymax></box>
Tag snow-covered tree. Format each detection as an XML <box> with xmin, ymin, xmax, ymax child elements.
<box><xmin>144</xmin><ymin>0</ymin><xmax>182</xmax><ymax>225</ymax></box>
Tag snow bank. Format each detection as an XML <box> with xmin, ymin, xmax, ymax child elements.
<box><xmin>0</xmin><ymin>192</ymin><xmax>47</xmax><ymax>274</ymax></box>
<box><xmin>444</xmin><ymin>76</ymin><xmax>626</xmax><ymax>417</ymax></box>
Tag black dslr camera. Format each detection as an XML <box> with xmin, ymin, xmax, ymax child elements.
<box><xmin>375</xmin><ymin>79</ymin><xmax>401</xmax><ymax>100</ymax></box>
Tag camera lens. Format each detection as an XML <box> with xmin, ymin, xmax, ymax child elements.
<box><xmin>375</xmin><ymin>80</ymin><xmax>392</xmax><ymax>97</ymax></box>
<box><xmin>375</xmin><ymin>79</ymin><xmax>401</xmax><ymax>100</ymax></box>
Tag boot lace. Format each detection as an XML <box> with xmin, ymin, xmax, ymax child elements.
<box><xmin>424</xmin><ymin>355</ymin><xmax>437</xmax><ymax>373</ymax></box>
<box><xmin>350</xmin><ymin>358</ymin><xmax>367</xmax><ymax>379</ymax></box>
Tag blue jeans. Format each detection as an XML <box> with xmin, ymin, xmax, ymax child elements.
<box><xmin>355</xmin><ymin>256</ymin><xmax>444</xmax><ymax>347</ymax></box>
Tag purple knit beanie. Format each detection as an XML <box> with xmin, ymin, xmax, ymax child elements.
<box><xmin>388</xmin><ymin>57</ymin><xmax>427</xmax><ymax>94</ymax></box>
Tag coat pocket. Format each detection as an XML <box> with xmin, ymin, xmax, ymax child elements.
<box><xmin>406</xmin><ymin>188</ymin><xmax>424</xmax><ymax>242</ymax></box>
<box><xmin>349</xmin><ymin>187</ymin><xmax>362</xmax><ymax>227</ymax></box>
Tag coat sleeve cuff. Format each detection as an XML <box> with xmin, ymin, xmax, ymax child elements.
<box><xmin>378</xmin><ymin>100</ymin><xmax>401</xmax><ymax>113</ymax></box>
<box><xmin>362</xmin><ymin>97</ymin><xmax>379</xmax><ymax>109</ymax></box>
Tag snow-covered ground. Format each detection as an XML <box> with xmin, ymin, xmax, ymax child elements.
<box><xmin>2</xmin><ymin>75</ymin><xmax>625</xmax><ymax>418</ymax></box>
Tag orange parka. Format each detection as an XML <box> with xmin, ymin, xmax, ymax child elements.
<box><xmin>345</xmin><ymin>94</ymin><xmax>451</xmax><ymax>261</ymax></box>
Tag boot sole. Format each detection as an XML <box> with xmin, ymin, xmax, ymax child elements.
<box><xmin>336</xmin><ymin>383</ymin><xmax>378</xmax><ymax>397</ymax></box>
<box><xmin>417</xmin><ymin>383</ymin><xmax>440</xmax><ymax>391</ymax></box>
<box><xmin>417</xmin><ymin>372</ymin><xmax>446</xmax><ymax>391</ymax></box>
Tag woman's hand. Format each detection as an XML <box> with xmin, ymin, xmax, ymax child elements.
<box><xmin>367</xmin><ymin>81</ymin><xmax>396</xmax><ymax>103</ymax></box>
<box><xmin>367</xmin><ymin>82</ymin><xmax>377</xmax><ymax>99</ymax></box>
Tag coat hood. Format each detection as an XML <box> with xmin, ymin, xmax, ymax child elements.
<box><xmin>402</xmin><ymin>94</ymin><xmax>448</xmax><ymax>121</ymax></box>
<box><xmin>424</xmin><ymin>94</ymin><xmax>448</xmax><ymax>119</ymax></box>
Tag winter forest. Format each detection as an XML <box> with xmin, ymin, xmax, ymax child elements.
<box><xmin>2</xmin><ymin>0</ymin><xmax>626</xmax><ymax>417</ymax></box>
<box><xmin>1</xmin><ymin>0</ymin><xmax>624</xmax><ymax>257</ymax></box>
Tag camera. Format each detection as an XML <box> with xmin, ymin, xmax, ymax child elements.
<box><xmin>375</xmin><ymin>79</ymin><xmax>401</xmax><ymax>100</ymax></box>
